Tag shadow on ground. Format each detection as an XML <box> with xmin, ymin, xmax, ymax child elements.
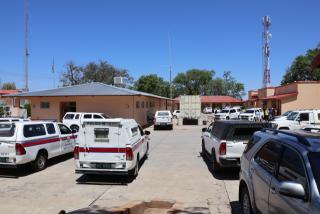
<box><xmin>76</xmin><ymin>156</ymin><xmax>147</xmax><ymax>185</ymax></box>
<box><xmin>230</xmin><ymin>201</ymin><xmax>241</xmax><ymax>214</ymax></box>
<box><xmin>200</xmin><ymin>152</ymin><xmax>239</xmax><ymax>181</ymax></box>
<box><xmin>0</xmin><ymin>153</ymin><xmax>73</xmax><ymax>178</ymax></box>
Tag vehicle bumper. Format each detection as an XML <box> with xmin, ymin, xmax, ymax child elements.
<box><xmin>0</xmin><ymin>163</ymin><xmax>19</xmax><ymax>169</ymax></box>
<box><xmin>154</xmin><ymin>123</ymin><xmax>173</xmax><ymax>126</ymax></box>
<box><xmin>219</xmin><ymin>157</ymin><xmax>240</xmax><ymax>167</ymax></box>
<box><xmin>75</xmin><ymin>169</ymin><xmax>130</xmax><ymax>175</ymax></box>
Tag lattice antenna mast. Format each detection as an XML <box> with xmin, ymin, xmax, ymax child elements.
<box><xmin>24</xmin><ymin>0</ymin><xmax>30</xmax><ymax>91</ymax></box>
<box><xmin>262</xmin><ymin>16</ymin><xmax>271</xmax><ymax>88</ymax></box>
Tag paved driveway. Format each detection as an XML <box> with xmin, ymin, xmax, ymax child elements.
<box><xmin>0</xmin><ymin>125</ymin><xmax>240</xmax><ymax>214</ymax></box>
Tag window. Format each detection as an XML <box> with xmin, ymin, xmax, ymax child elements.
<box><xmin>58</xmin><ymin>124</ymin><xmax>72</xmax><ymax>135</ymax></box>
<box><xmin>64</xmin><ymin>114</ymin><xmax>75</xmax><ymax>120</ymax></box>
<box><xmin>93</xmin><ymin>114</ymin><xmax>103</xmax><ymax>119</ymax></box>
<box><xmin>136</xmin><ymin>101</ymin><xmax>140</xmax><ymax>108</ymax></box>
<box><xmin>230</xmin><ymin>109</ymin><xmax>236</xmax><ymax>113</ymax></box>
<box><xmin>146</xmin><ymin>102</ymin><xmax>149</xmax><ymax>108</ymax></box>
<box><xmin>255</xmin><ymin>142</ymin><xmax>283</xmax><ymax>174</ymax></box>
<box><xmin>308</xmin><ymin>152</ymin><xmax>320</xmax><ymax>192</ymax></box>
<box><xmin>277</xmin><ymin>148</ymin><xmax>307</xmax><ymax>185</ymax></box>
<box><xmin>75</xmin><ymin>114</ymin><xmax>80</xmax><ymax>119</ymax></box>
<box><xmin>207</xmin><ymin>124</ymin><xmax>213</xmax><ymax>133</ymax></box>
<box><xmin>94</xmin><ymin>128</ymin><xmax>109</xmax><ymax>142</ymax></box>
<box><xmin>244</xmin><ymin>135</ymin><xmax>261</xmax><ymax>153</ymax></box>
<box><xmin>83</xmin><ymin>114</ymin><xmax>92</xmax><ymax>119</ymax></box>
<box><xmin>157</xmin><ymin>111</ymin><xmax>169</xmax><ymax>116</ymax></box>
<box><xmin>0</xmin><ymin>124</ymin><xmax>15</xmax><ymax>137</ymax></box>
<box><xmin>141</xmin><ymin>101</ymin><xmax>145</xmax><ymax>108</ymax></box>
<box><xmin>24</xmin><ymin>124</ymin><xmax>46</xmax><ymax>138</ymax></box>
<box><xmin>40</xmin><ymin>102</ymin><xmax>50</xmax><ymax>109</ymax></box>
<box><xmin>131</xmin><ymin>127</ymin><xmax>139</xmax><ymax>136</ymax></box>
<box><xmin>46</xmin><ymin>124</ymin><xmax>56</xmax><ymax>134</ymax></box>
<box><xmin>299</xmin><ymin>113</ymin><xmax>309</xmax><ymax>121</ymax></box>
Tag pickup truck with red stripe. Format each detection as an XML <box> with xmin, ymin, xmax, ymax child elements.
<box><xmin>0</xmin><ymin>121</ymin><xmax>76</xmax><ymax>171</ymax></box>
<box><xmin>74</xmin><ymin>118</ymin><xmax>150</xmax><ymax>178</ymax></box>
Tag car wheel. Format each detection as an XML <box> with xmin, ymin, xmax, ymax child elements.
<box><xmin>240</xmin><ymin>186</ymin><xmax>253</xmax><ymax>214</ymax></box>
<box><xmin>211</xmin><ymin>151</ymin><xmax>221</xmax><ymax>172</ymax></box>
<box><xmin>70</xmin><ymin>125</ymin><xmax>79</xmax><ymax>132</ymax></box>
<box><xmin>129</xmin><ymin>157</ymin><xmax>139</xmax><ymax>178</ymax></box>
<box><xmin>226</xmin><ymin>117</ymin><xmax>230</xmax><ymax>120</ymax></box>
<box><xmin>153</xmin><ymin>125</ymin><xmax>157</xmax><ymax>130</ymax></box>
<box><xmin>32</xmin><ymin>152</ymin><xmax>47</xmax><ymax>171</ymax></box>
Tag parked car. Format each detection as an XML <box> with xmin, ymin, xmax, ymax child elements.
<box><xmin>214</xmin><ymin>108</ymin><xmax>239</xmax><ymax>120</ymax></box>
<box><xmin>239</xmin><ymin>128</ymin><xmax>320</xmax><ymax>214</ymax></box>
<box><xmin>271</xmin><ymin>109</ymin><xmax>320</xmax><ymax>130</ymax></box>
<box><xmin>62</xmin><ymin>112</ymin><xmax>110</xmax><ymax>132</ymax></box>
<box><xmin>154</xmin><ymin>110</ymin><xmax>173</xmax><ymax>130</ymax></box>
<box><xmin>172</xmin><ymin>110</ymin><xmax>181</xmax><ymax>118</ymax></box>
<box><xmin>201</xmin><ymin>120</ymin><xmax>270</xmax><ymax>172</ymax></box>
<box><xmin>239</xmin><ymin>108</ymin><xmax>262</xmax><ymax>121</ymax></box>
<box><xmin>0</xmin><ymin>121</ymin><xmax>76</xmax><ymax>171</ymax></box>
<box><xmin>0</xmin><ymin>117</ymin><xmax>30</xmax><ymax>123</ymax></box>
<box><xmin>74</xmin><ymin>118</ymin><xmax>150</xmax><ymax>178</ymax></box>
<box><xmin>203</xmin><ymin>107</ymin><xmax>213</xmax><ymax>114</ymax></box>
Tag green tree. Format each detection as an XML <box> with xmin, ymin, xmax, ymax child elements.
<box><xmin>60</xmin><ymin>60</ymin><xmax>133</xmax><ymax>86</ymax></box>
<box><xmin>222</xmin><ymin>71</ymin><xmax>245</xmax><ymax>99</ymax></box>
<box><xmin>281</xmin><ymin>45</ymin><xmax>320</xmax><ymax>85</ymax></box>
<box><xmin>1</xmin><ymin>82</ymin><xmax>16</xmax><ymax>90</ymax></box>
<box><xmin>134</xmin><ymin>74</ymin><xmax>170</xmax><ymax>97</ymax></box>
<box><xmin>173</xmin><ymin>69</ymin><xmax>214</xmax><ymax>95</ymax></box>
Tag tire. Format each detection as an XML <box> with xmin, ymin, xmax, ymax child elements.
<box><xmin>226</xmin><ymin>117</ymin><xmax>230</xmax><ymax>120</ymax></box>
<box><xmin>70</xmin><ymin>125</ymin><xmax>79</xmax><ymax>132</ymax></box>
<box><xmin>211</xmin><ymin>151</ymin><xmax>221</xmax><ymax>173</ymax></box>
<box><xmin>129</xmin><ymin>157</ymin><xmax>139</xmax><ymax>178</ymax></box>
<box><xmin>154</xmin><ymin>125</ymin><xmax>157</xmax><ymax>131</ymax></box>
<box><xmin>145</xmin><ymin>143</ymin><xmax>149</xmax><ymax>159</ymax></box>
<box><xmin>240</xmin><ymin>186</ymin><xmax>253</xmax><ymax>214</ymax></box>
<box><xmin>32</xmin><ymin>152</ymin><xmax>47</xmax><ymax>172</ymax></box>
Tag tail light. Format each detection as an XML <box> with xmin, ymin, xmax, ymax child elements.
<box><xmin>15</xmin><ymin>143</ymin><xmax>26</xmax><ymax>155</ymax></box>
<box><xmin>219</xmin><ymin>142</ymin><xmax>227</xmax><ymax>155</ymax></box>
<box><xmin>126</xmin><ymin>147</ymin><xmax>134</xmax><ymax>161</ymax></box>
<box><xmin>74</xmin><ymin>146</ymin><xmax>79</xmax><ymax>159</ymax></box>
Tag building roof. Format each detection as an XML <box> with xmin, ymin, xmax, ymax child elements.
<box><xmin>262</xmin><ymin>92</ymin><xmax>298</xmax><ymax>100</ymax></box>
<box><xmin>0</xmin><ymin>90</ymin><xmax>21</xmax><ymax>95</ymax></box>
<box><xmin>201</xmin><ymin>96</ymin><xmax>242</xmax><ymax>103</ymax></box>
<box><xmin>6</xmin><ymin>82</ymin><xmax>170</xmax><ymax>100</ymax></box>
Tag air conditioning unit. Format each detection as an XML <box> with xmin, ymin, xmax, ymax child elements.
<box><xmin>114</xmin><ymin>77</ymin><xmax>125</xmax><ymax>85</ymax></box>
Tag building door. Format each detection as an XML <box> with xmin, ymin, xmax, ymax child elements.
<box><xmin>60</xmin><ymin>102</ymin><xmax>76</xmax><ymax>121</ymax></box>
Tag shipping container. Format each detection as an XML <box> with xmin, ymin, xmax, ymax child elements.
<box><xmin>180</xmin><ymin>95</ymin><xmax>201</xmax><ymax>119</ymax></box>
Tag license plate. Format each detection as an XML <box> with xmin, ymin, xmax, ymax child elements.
<box><xmin>160</xmin><ymin>123</ymin><xmax>167</xmax><ymax>125</ymax></box>
<box><xmin>0</xmin><ymin>157</ymin><xmax>8</xmax><ymax>163</ymax></box>
<box><xmin>95</xmin><ymin>163</ymin><xmax>111</xmax><ymax>169</ymax></box>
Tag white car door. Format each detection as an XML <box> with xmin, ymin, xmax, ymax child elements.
<box><xmin>204</xmin><ymin>124</ymin><xmax>213</xmax><ymax>152</ymax></box>
<box><xmin>58</xmin><ymin>124</ymin><xmax>74</xmax><ymax>153</ymax></box>
<box><xmin>138</xmin><ymin>126</ymin><xmax>148</xmax><ymax>156</ymax></box>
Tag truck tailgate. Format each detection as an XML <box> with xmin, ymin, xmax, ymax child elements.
<box><xmin>156</xmin><ymin>117</ymin><xmax>171</xmax><ymax>123</ymax></box>
<box><xmin>0</xmin><ymin>142</ymin><xmax>15</xmax><ymax>161</ymax></box>
<box><xmin>226</xmin><ymin>141</ymin><xmax>247</xmax><ymax>158</ymax></box>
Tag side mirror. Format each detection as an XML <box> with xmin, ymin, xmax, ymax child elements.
<box><xmin>202</xmin><ymin>128</ymin><xmax>207</xmax><ymax>132</ymax></box>
<box><xmin>72</xmin><ymin>129</ymin><xmax>77</xmax><ymax>134</ymax></box>
<box><xmin>279</xmin><ymin>181</ymin><xmax>306</xmax><ymax>200</ymax></box>
<box><xmin>144</xmin><ymin>130</ymin><xmax>151</xmax><ymax>135</ymax></box>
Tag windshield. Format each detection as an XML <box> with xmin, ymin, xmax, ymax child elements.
<box><xmin>101</xmin><ymin>114</ymin><xmax>110</xmax><ymax>118</ymax></box>
<box><xmin>0</xmin><ymin>124</ymin><xmax>16</xmax><ymax>137</ymax></box>
<box><xmin>308</xmin><ymin>152</ymin><xmax>320</xmax><ymax>192</ymax></box>
<box><xmin>157</xmin><ymin>112</ymin><xmax>169</xmax><ymax>116</ymax></box>
<box><xmin>220</xmin><ymin>110</ymin><xmax>229</xmax><ymax>113</ymax></box>
<box><xmin>287</xmin><ymin>112</ymin><xmax>298</xmax><ymax>120</ymax></box>
<box><xmin>244</xmin><ymin>110</ymin><xmax>254</xmax><ymax>114</ymax></box>
<box><xmin>64</xmin><ymin>114</ymin><xmax>74</xmax><ymax>120</ymax></box>
<box><xmin>282</xmin><ymin>111</ymin><xmax>292</xmax><ymax>117</ymax></box>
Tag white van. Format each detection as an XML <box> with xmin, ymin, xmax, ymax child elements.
<box><xmin>62</xmin><ymin>112</ymin><xmax>110</xmax><ymax>132</ymax></box>
<box><xmin>0</xmin><ymin>121</ymin><xmax>76</xmax><ymax>171</ymax></box>
<box><xmin>74</xmin><ymin>118</ymin><xmax>150</xmax><ymax>177</ymax></box>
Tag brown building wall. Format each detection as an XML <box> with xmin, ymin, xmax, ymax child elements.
<box><xmin>28</xmin><ymin>95</ymin><xmax>169</xmax><ymax>126</ymax></box>
<box><xmin>275</xmin><ymin>83</ymin><xmax>297</xmax><ymax>95</ymax></box>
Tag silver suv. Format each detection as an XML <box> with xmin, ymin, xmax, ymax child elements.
<box><xmin>239</xmin><ymin>128</ymin><xmax>320</xmax><ymax>214</ymax></box>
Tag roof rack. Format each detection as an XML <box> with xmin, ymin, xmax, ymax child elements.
<box><xmin>261</xmin><ymin>128</ymin><xmax>310</xmax><ymax>146</ymax></box>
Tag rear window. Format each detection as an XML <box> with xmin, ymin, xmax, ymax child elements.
<box><xmin>24</xmin><ymin>124</ymin><xmax>46</xmax><ymax>138</ymax></box>
<box><xmin>93</xmin><ymin>114</ymin><xmax>103</xmax><ymax>119</ymax></box>
<box><xmin>229</xmin><ymin>127</ymin><xmax>264</xmax><ymax>140</ymax></box>
<box><xmin>308</xmin><ymin>152</ymin><xmax>320</xmax><ymax>192</ymax></box>
<box><xmin>157</xmin><ymin>112</ymin><xmax>169</xmax><ymax>116</ymax></box>
<box><xmin>0</xmin><ymin>124</ymin><xmax>16</xmax><ymax>137</ymax></box>
<box><xmin>64</xmin><ymin>114</ymin><xmax>75</xmax><ymax>120</ymax></box>
<box><xmin>94</xmin><ymin>128</ymin><xmax>109</xmax><ymax>142</ymax></box>
<box><xmin>220</xmin><ymin>110</ymin><xmax>229</xmax><ymax>113</ymax></box>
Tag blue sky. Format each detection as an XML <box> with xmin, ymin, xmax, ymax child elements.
<box><xmin>0</xmin><ymin>0</ymin><xmax>319</xmax><ymax>93</ymax></box>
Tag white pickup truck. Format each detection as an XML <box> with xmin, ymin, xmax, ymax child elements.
<box><xmin>214</xmin><ymin>108</ymin><xmax>239</xmax><ymax>120</ymax></box>
<box><xmin>201</xmin><ymin>121</ymin><xmax>269</xmax><ymax>172</ymax></box>
<box><xmin>0</xmin><ymin>121</ymin><xmax>76</xmax><ymax>171</ymax></box>
<box><xmin>154</xmin><ymin>111</ymin><xmax>173</xmax><ymax>130</ymax></box>
<box><xmin>271</xmin><ymin>109</ymin><xmax>320</xmax><ymax>130</ymax></box>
